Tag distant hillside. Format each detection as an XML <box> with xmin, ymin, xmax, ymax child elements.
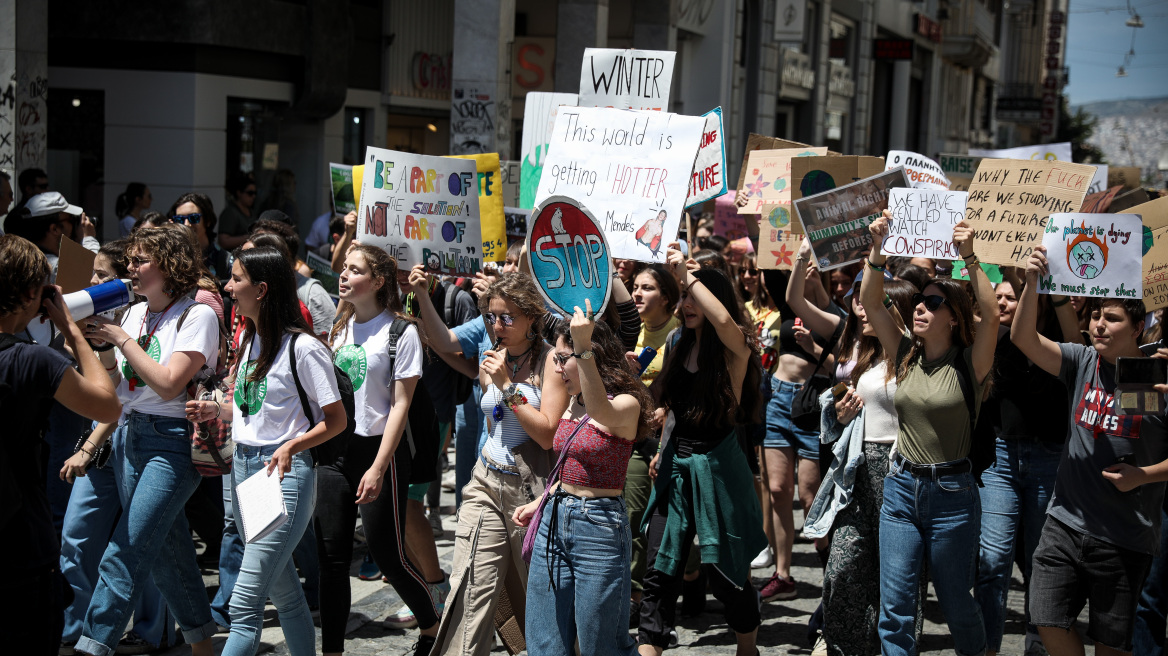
<box><xmin>1072</xmin><ymin>97</ymin><xmax>1168</xmax><ymax>119</ymax></box>
<box><xmin>1072</xmin><ymin>97</ymin><xmax>1168</xmax><ymax>185</ymax></box>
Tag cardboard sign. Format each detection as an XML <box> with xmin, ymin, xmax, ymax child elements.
<box><xmin>1108</xmin><ymin>166</ymin><xmax>1143</xmax><ymax>190</ymax></box>
<box><xmin>1110</xmin><ymin>188</ymin><xmax>1152</xmax><ymax>214</ymax></box>
<box><xmin>1038</xmin><ymin>213</ymin><xmax>1143</xmax><ymax>300</ymax></box>
<box><xmin>686</xmin><ymin>107</ymin><xmax>728</xmax><ymax>208</ymax></box>
<box><xmin>356</xmin><ymin>147</ymin><xmax>482</xmax><ymax>275</ymax></box>
<box><xmin>793</xmin><ymin>168</ymin><xmax>910</xmax><ymax>271</ymax></box>
<box><xmin>532</xmin><ymin>106</ymin><xmax>705</xmax><ymax>262</ymax></box>
<box><xmin>1130</xmin><ymin>195</ymin><xmax>1168</xmax><ymax>311</ymax></box>
<box><xmin>1086</xmin><ymin>164</ymin><xmax>1109</xmax><ymax>195</ymax></box>
<box><xmin>519</xmin><ymin>92</ymin><xmax>579</xmax><ymax>209</ymax></box>
<box><xmin>501</xmin><ymin>159</ymin><xmax>520</xmax><ymax>207</ymax></box>
<box><xmin>969</xmin><ymin>142</ymin><xmax>1073</xmax><ymax>162</ymax></box>
<box><xmin>756</xmin><ymin>205</ymin><xmax>803</xmax><ymax>270</ymax></box>
<box><xmin>938</xmin><ymin>153</ymin><xmax>983</xmax><ymax>191</ymax></box>
<box><xmin>1081</xmin><ymin>185</ymin><xmax>1124</xmax><ymax>214</ymax></box>
<box><xmin>736</xmin><ymin>133</ymin><xmax>831</xmax><ymax>189</ymax></box>
<box><xmin>885</xmin><ymin>150</ymin><xmax>950</xmax><ymax>190</ymax></box>
<box><xmin>329</xmin><ymin>163</ymin><xmax>356</xmax><ymax>217</ymax></box>
<box><xmin>578</xmin><ymin>48</ymin><xmax>676</xmax><ymax>111</ymax></box>
<box><xmin>881</xmin><ymin>188</ymin><xmax>969</xmax><ymax>260</ymax></box>
<box><xmin>713</xmin><ymin>193</ymin><xmax>746</xmax><ymax>239</ymax></box>
<box><xmin>448</xmin><ymin>152</ymin><xmax>506</xmax><ymax>263</ymax></box>
<box><xmin>305</xmin><ymin>251</ymin><xmax>339</xmax><ymax>299</ymax></box>
<box><xmin>965</xmin><ymin>159</ymin><xmax>1096</xmax><ymax>267</ymax></box>
<box><xmin>57</xmin><ymin>236</ymin><xmax>97</xmax><ymax>295</ymax></box>
<box><xmin>526</xmin><ymin>197</ymin><xmax>613</xmax><ymax>316</ymax></box>
<box><xmin>739</xmin><ymin>147</ymin><xmax>829</xmax><ymax>215</ymax></box>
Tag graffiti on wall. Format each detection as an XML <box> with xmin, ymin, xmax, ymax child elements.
<box><xmin>450</xmin><ymin>86</ymin><xmax>495</xmax><ymax>155</ymax></box>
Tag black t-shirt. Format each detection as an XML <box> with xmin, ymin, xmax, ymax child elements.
<box><xmin>0</xmin><ymin>340</ymin><xmax>71</xmax><ymax>569</ymax></box>
<box><xmin>417</xmin><ymin>282</ymin><xmax>479</xmax><ymax>420</ymax></box>
<box><xmin>989</xmin><ymin>330</ymin><xmax>1069</xmax><ymax>443</ymax></box>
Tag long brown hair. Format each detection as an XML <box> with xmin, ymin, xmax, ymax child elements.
<box><xmin>235</xmin><ymin>246</ymin><xmax>315</xmax><ymax>383</ymax></box>
<box><xmin>329</xmin><ymin>244</ymin><xmax>415</xmax><ymax>346</ymax></box>
<box><xmin>553</xmin><ymin>319</ymin><xmax>655</xmax><ymax>440</ymax></box>
<box><xmin>842</xmin><ymin>279</ymin><xmax>916</xmax><ymax>386</ymax></box>
<box><xmin>896</xmin><ymin>278</ymin><xmax>978</xmax><ymax>383</ymax></box>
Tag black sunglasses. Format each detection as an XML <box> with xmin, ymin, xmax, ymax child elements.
<box><xmin>171</xmin><ymin>213</ymin><xmax>202</xmax><ymax>225</ymax></box>
<box><xmin>483</xmin><ymin>312</ymin><xmax>515</xmax><ymax>327</ymax></box>
<box><xmin>912</xmin><ymin>293</ymin><xmax>949</xmax><ymax>312</ymax></box>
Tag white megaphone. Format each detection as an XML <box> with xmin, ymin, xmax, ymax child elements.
<box><xmin>63</xmin><ymin>279</ymin><xmax>136</xmax><ymax>319</ymax></box>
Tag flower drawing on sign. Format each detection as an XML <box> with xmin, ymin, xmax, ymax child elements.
<box><xmin>772</xmin><ymin>243</ymin><xmax>794</xmax><ymax>267</ymax></box>
<box><xmin>635</xmin><ymin>210</ymin><xmax>668</xmax><ymax>257</ymax></box>
<box><xmin>1067</xmin><ymin>223</ymin><xmax>1108</xmax><ymax>280</ymax></box>
<box><xmin>745</xmin><ymin>174</ymin><xmax>767</xmax><ymax>198</ymax></box>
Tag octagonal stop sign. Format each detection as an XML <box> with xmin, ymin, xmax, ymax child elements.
<box><xmin>526</xmin><ymin>196</ymin><xmax>613</xmax><ymax>317</ymax></box>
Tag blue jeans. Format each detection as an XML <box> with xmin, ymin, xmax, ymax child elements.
<box><xmin>61</xmin><ymin>423</ymin><xmax>173</xmax><ymax>645</ymax></box>
<box><xmin>526</xmin><ymin>491</ymin><xmax>638</xmax><ymax>656</ymax></box>
<box><xmin>1134</xmin><ymin>506</ymin><xmax>1168</xmax><ymax>656</ymax></box>
<box><xmin>222</xmin><ymin>443</ymin><xmax>316</xmax><ymax>656</ymax></box>
<box><xmin>77</xmin><ymin>413</ymin><xmax>216</xmax><ymax>656</ymax></box>
<box><xmin>975</xmin><ymin>439</ymin><xmax>1061</xmax><ymax>651</ymax></box>
<box><xmin>879</xmin><ymin>459</ymin><xmax>986</xmax><ymax>656</ymax></box>
<box><xmin>455</xmin><ymin>381</ymin><xmax>482</xmax><ymax>507</ymax></box>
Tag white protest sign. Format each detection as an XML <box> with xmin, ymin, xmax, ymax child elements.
<box><xmin>357</xmin><ymin>146</ymin><xmax>483</xmax><ymax>275</ymax></box>
<box><xmin>969</xmin><ymin>142</ymin><xmax>1073</xmax><ymax>162</ymax></box>
<box><xmin>686</xmin><ymin>107</ymin><xmax>727</xmax><ymax>208</ymax></box>
<box><xmin>886</xmin><ymin>150</ymin><xmax>950</xmax><ymax>190</ymax></box>
<box><xmin>578</xmin><ymin>48</ymin><xmax>675</xmax><ymax>111</ymax></box>
<box><xmin>1086</xmin><ymin>164</ymin><xmax>1110</xmax><ymax>195</ymax></box>
<box><xmin>520</xmin><ymin>92</ymin><xmax>578</xmax><ymax>209</ymax></box>
<box><xmin>533</xmin><ymin>106</ymin><xmax>705</xmax><ymax>262</ymax></box>
<box><xmin>881</xmin><ymin>188</ymin><xmax>968</xmax><ymax>260</ymax></box>
<box><xmin>1038</xmin><ymin>212</ymin><xmax>1143</xmax><ymax>299</ymax></box>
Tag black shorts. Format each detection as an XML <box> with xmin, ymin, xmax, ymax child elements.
<box><xmin>1028</xmin><ymin>516</ymin><xmax>1153</xmax><ymax>652</ymax></box>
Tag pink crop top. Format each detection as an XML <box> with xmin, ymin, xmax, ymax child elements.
<box><xmin>554</xmin><ymin>418</ymin><xmax>634</xmax><ymax>489</ymax></box>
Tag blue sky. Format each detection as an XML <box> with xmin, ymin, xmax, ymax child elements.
<box><xmin>1064</xmin><ymin>0</ymin><xmax>1168</xmax><ymax>104</ymax></box>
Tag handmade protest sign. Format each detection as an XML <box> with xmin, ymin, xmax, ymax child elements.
<box><xmin>757</xmin><ymin>206</ymin><xmax>803</xmax><ymax>270</ymax></box>
<box><xmin>532</xmin><ymin>106</ymin><xmax>705</xmax><ymax>262</ymax></box>
<box><xmin>939</xmin><ymin>153</ymin><xmax>983</xmax><ymax>191</ymax></box>
<box><xmin>526</xmin><ymin>197</ymin><xmax>613</xmax><ymax>316</ymax></box>
<box><xmin>713</xmin><ymin>193</ymin><xmax>746</xmax><ymax>239</ymax></box>
<box><xmin>1129</xmin><ymin>195</ymin><xmax>1168</xmax><ymax>311</ymax></box>
<box><xmin>965</xmin><ymin>159</ymin><xmax>1096</xmax><ymax>267</ymax></box>
<box><xmin>1109</xmin><ymin>166</ymin><xmax>1143</xmax><ymax>190</ymax></box>
<box><xmin>1038</xmin><ymin>213</ymin><xmax>1143</xmax><ymax>300</ymax></box>
<box><xmin>305</xmin><ymin>251</ymin><xmax>339</xmax><ymax>299</ymax></box>
<box><xmin>736</xmin><ymin>134</ymin><xmax>830</xmax><ymax>189</ymax></box>
<box><xmin>793</xmin><ymin>168</ymin><xmax>909</xmax><ymax>270</ymax></box>
<box><xmin>1081</xmin><ymin>186</ymin><xmax>1124</xmax><ymax>214</ymax></box>
<box><xmin>789</xmin><ymin>156</ymin><xmax>887</xmax><ymax>234</ymax></box>
<box><xmin>578</xmin><ymin>48</ymin><xmax>675</xmax><ymax>111</ymax></box>
<box><xmin>329</xmin><ymin>163</ymin><xmax>356</xmax><ymax>216</ymax></box>
<box><xmin>449</xmin><ymin>152</ymin><xmax>506</xmax><ymax>263</ymax></box>
<box><xmin>357</xmin><ymin>146</ymin><xmax>482</xmax><ymax>275</ymax></box>
<box><xmin>739</xmin><ymin>147</ymin><xmax>828</xmax><ymax>215</ymax></box>
<box><xmin>881</xmin><ymin>188</ymin><xmax>969</xmax><ymax>260</ymax></box>
<box><xmin>970</xmin><ymin>142</ymin><xmax>1073</xmax><ymax>162</ymax></box>
<box><xmin>520</xmin><ymin>92</ymin><xmax>578</xmax><ymax>209</ymax></box>
<box><xmin>686</xmin><ymin>107</ymin><xmax>727</xmax><ymax>207</ymax></box>
<box><xmin>885</xmin><ymin>151</ymin><xmax>950</xmax><ymax>190</ymax></box>
<box><xmin>1086</xmin><ymin>165</ymin><xmax>1109</xmax><ymax>195</ymax></box>
<box><xmin>505</xmin><ymin>207</ymin><xmax>530</xmax><ymax>239</ymax></box>
<box><xmin>501</xmin><ymin>159</ymin><xmax>520</xmax><ymax>207</ymax></box>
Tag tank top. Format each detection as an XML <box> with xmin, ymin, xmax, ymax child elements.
<box><xmin>667</xmin><ymin>367</ymin><xmax>734</xmax><ymax>443</ymax></box>
<box><xmin>855</xmin><ymin>362</ymin><xmax>898</xmax><ymax>444</ymax></box>
<box><xmin>554</xmin><ymin>418</ymin><xmax>634</xmax><ymax>489</ymax></box>
<box><xmin>480</xmin><ymin>382</ymin><xmax>542</xmax><ymax>466</ymax></box>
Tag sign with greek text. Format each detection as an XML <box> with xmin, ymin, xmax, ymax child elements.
<box><xmin>449</xmin><ymin>152</ymin><xmax>506</xmax><ymax>262</ymax></box>
<box><xmin>501</xmin><ymin>159</ymin><xmax>520</xmax><ymax>207</ymax></box>
<box><xmin>329</xmin><ymin>163</ymin><xmax>355</xmax><ymax>216</ymax></box>
<box><xmin>965</xmin><ymin>159</ymin><xmax>1096</xmax><ymax>267</ymax></box>
<box><xmin>969</xmin><ymin>142</ymin><xmax>1073</xmax><ymax>162</ymax></box>
<box><xmin>1129</xmin><ymin>195</ymin><xmax>1168</xmax><ymax>311</ymax></box>
<box><xmin>520</xmin><ymin>92</ymin><xmax>579</xmax><ymax>209</ymax></box>
<box><xmin>885</xmin><ymin>150</ymin><xmax>950</xmax><ymax>190</ymax></box>
<box><xmin>578</xmin><ymin>48</ymin><xmax>675</xmax><ymax>111</ymax></box>
<box><xmin>526</xmin><ymin>197</ymin><xmax>613</xmax><ymax>316</ymax></box>
<box><xmin>1038</xmin><ymin>213</ymin><xmax>1143</xmax><ymax>300</ymax></box>
<box><xmin>533</xmin><ymin>106</ymin><xmax>705</xmax><ymax>262</ymax></box>
<box><xmin>357</xmin><ymin>146</ymin><xmax>482</xmax><ymax>275</ymax></box>
<box><xmin>881</xmin><ymin>188</ymin><xmax>969</xmax><ymax>260</ymax></box>
<box><xmin>793</xmin><ymin>168</ymin><xmax>910</xmax><ymax>271</ymax></box>
<box><xmin>739</xmin><ymin>147</ymin><xmax>829</xmax><ymax>215</ymax></box>
<box><xmin>686</xmin><ymin>107</ymin><xmax>727</xmax><ymax>207</ymax></box>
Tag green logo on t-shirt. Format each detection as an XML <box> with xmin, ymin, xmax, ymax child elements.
<box><xmin>121</xmin><ymin>335</ymin><xmax>162</xmax><ymax>389</ymax></box>
<box><xmin>234</xmin><ymin>361</ymin><xmax>268</xmax><ymax>411</ymax></box>
<box><xmin>335</xmin><ymin>344</ymin><xmax>367</xmax><ymax>391</ymax></box>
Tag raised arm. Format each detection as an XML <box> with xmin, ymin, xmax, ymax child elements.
<box><xmin>861</xmin><ymin>212</ymin><xmax>905</xmax><ymax>357</ymax></box>
<box><xmin>1010</xmin><ymin>245</ymin><xmax>1064</xmax><ymax>376</ymax></box>
<box><xmin>786</xmin><ymin>237</ymin><xmax>843</xmax><ymax>337</ymax></box>
<box><xmin>331</xmin><ymin>211</ymin><xmax>357</xmax><ymax>273</ymax></box>
<box><xmin>608</xmin><ymin>273</ymin><xmax>643</xmax><ymax>351</ymax></box>
<box><xmin>667</xmin><ymin>242</ymin><xmax>752</xmax><ymax>361</ymax></box>
<box><xmin>45</xmin><ymin>289</ymin><xmax>120</xmax><ymax>423</ymax></box>
<box><xmin>955</xmin><ymin>221</ymin><xmax>999</xmax><ymax>384</ymax></box>
<box><xmin>571</xmin><ymin>301</ymin><xmax>640</xmax><ymax>439</ymax></box>
<box><xmin>481</xmin><ymin>345</ymin><xmax>571</xmax><ymax>449</ymax></box>
<box><xmin>406</xmin><ymin>264</ymin><xmax>463</xmax><ymax>354</ymax></box>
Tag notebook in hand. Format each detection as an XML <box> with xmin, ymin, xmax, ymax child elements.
<box><xmin>236</xmin><ymin>467</ymin><xmax>289</xmax><ymax>543</ymax></box>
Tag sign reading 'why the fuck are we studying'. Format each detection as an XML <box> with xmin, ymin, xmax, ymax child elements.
<box><xmin>1039</xmin><ymin>212</ymin><xmax>1143</xmax><ymax>300</ymax></box>
<box><xmin>357</xmin><ymin>146</ymin><xmax>483</xmax><ymax>275</ymax></box>
<box><xmin>881</xmin><ymin>188</ymin><xmax>969</xmax><ymax>260</ymax></box>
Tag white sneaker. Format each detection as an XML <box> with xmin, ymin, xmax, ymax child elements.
<box><xmin>750</xmin><ymin>545</ymin><xmax>774</xmax><ymax>569</ymax></box>
<box><xmin>441</xmin><ymin>470</ymin><xmax>456</xmax><ymax>491</ymax></box>
<box><xmin>384</xmin><ymin>604</ymin><xmax>418</xmax><ymax>629</ymax></box>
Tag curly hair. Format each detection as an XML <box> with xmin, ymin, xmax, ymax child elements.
<box><xmin>0</xmin><ymin>234</ymin><xmax>50</xmax><ymax>316</ymax></box>
<box><xmin>128</xmin><ymin>223</ymin><xmax>203</xmax><ymax>297</ymax></box>
<box><xmin>478</xmin><ymin>271</ymin><xmax>547</xmax><ymax>334</ymax></box>
<box><xmin>329</xmin><ymin>244</ymin><xmax>419</xmax><ymax>346</ymax></box>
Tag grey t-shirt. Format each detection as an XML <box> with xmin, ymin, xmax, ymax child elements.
<box><xmin>1049</xmin><ymin>343</ymin><xmax>1168</xmax><ymax>555</ymax></box>
<box><xmin>296</xmin><ymin>274</ymin><xmax>337</xmax><ymax>336</ymax></box>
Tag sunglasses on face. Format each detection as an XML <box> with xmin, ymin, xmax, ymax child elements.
<box><xmin>483</xmin><ymin>312</ymin><xmax>515</xmax><ymax>327</ymax></box>
<box><xmin>742</xmin><ymin>268</ymin><xmax>759</xmax><ymax>276</ymax></box>
<box><xmin>171</xmin><ymin>213</ymin><xmax>202</xmax><ymax>225</ymax></box>
<box><xmin>912</xmin><ymin>293</ymin><xmax>949</xmax><ymax>312</ymax></box>
<box><xmin>552</xmin><ymin>352</ymin><xmax>573</xmax><ymax>367</ymax></box>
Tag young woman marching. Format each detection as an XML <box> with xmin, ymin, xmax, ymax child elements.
<box><xmin>316</xmin><ymin>244</ymin><xmax>440</xmax><ymax>656</ymax></box>
<box><xmin>515</xmin><ymin>309</ymin><xmax>654</xmax><ymax>655</ymax></box>
<box><xmin>185</xmin><ymin>246</ymin><xmax>345</xmax><ymax>656</ymax></box>
<box><xmin>863</xmin><ymin>212</ymin><xmax>998</xmax><ymax>656</ymax></box>
<box><xmin>637</xmin><ymin>242</ymin><xmax>767</xmax><ymax>656</ymax></box>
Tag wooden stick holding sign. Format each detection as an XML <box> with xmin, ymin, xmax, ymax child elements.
<box><xmin>526</xmin><ymin>197</ymin><xmax>614</xmax><ymax>316</ymax></box>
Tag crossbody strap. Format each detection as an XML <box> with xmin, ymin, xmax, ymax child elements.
<box><xmin>288</xmin><ymin>333</ymin><xmax>315</xmax><ymax>427</ymax></box>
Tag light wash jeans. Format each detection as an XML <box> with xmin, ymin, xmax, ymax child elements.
<box><xmin>221</xmin><ymin>443</ymin><xmax>316</xmax><ymax>656</ymax></box>
<box><xmin>526</xmin><ymin>491</ymin><xmax>638</xmax><ymax>656</ymax></box>
<box><xmin>975</xmin><ymin>439</ymin><xmax>1060</xmax><ymax>651</ymax></box>
<box><xmin>878</xmin><ymin>458</ymin><xmax>986</xmax><ymax>656</ymax></box>
<box><xmin>76</xmin><ymin>413</ymin><xmax>216</xmax><ymax>656</ymax></box>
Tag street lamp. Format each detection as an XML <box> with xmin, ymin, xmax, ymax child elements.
<box><xmin>1117</xmin><ymin>66</ymin><xmax>1128</xmax><ymax>77</ymax></box>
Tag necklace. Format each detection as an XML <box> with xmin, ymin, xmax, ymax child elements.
<box><xmin>647</xmin><ymin>316</ymin><xmax>672</xmax><ymax>333</ymax></box>
<box><xmin>506</xmin><ymin>342</ymin><xmax>534</xmax><ymax>378</ymax></box>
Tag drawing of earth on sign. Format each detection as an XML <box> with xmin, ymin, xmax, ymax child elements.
<box><xmin>526</xmin><ymin>197</ymin><xmax>614</xmax><ymax>317</ymax></box>
<box><xmin>1067</xmin><ymin>227</ymin><xmax>1108</xmax><ymax>280</ymax></box>
<box><xmin>767</xmin><ymin>205</ymin><xmax>791</xmax><ymax>229</ymax></box>
<box><xmin>800</xmin><ymin>170</ymin><xmax>836</xmax><ymax>197</ymax></box>
<box><xmin>1145</xmin><ymin>226</ymin><xmax>1154</xmax><ymax>255</ymax></box>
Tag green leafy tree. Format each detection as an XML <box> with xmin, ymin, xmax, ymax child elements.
<box><xmin>1057</xmin><ymin>98</ymin><xmax>1107</xmax><ymax>163</ymax></box>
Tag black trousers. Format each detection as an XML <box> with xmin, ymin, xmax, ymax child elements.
<box><xmin>315</xmin><ymin>435</ymin><xmax>437</xmax><ymax>652</ymax></box>
<box><xmin>637</xmin><ymin>498</ymin><xmax>762</xmax><ymax>647</ymax></box>
<box><xmin>1</xmin><ymin>565</ymin><xmax>70</xmax><ymax>655</ymax></box>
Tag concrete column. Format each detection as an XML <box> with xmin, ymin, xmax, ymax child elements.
<box><xmin>633</xmin><ymin>0</ymin><xmax>675</xmax><ymax>51</ymax></box>
<box><xmin>451</xmin><ymin>0</ymin><xmax>516</xmax><ymax>157</ymax></box>
<box><xmin>888</xmin><ymin>60</ymin><xmax>912</xmax><ymax>150</ymax></box>
<box><xmin>0</xmin><ymin>0</ymin><xmax>48</xmax><ymax>176</ymax></box>
<box><xmin>554</xmin><ymin>0</ymin><xmax>609</xmax><ymax>94</ymax></box>
<box><xmin>812</xmin><ymin>0</ymin><xmax>832</xmax><ymax>145</ymax></box>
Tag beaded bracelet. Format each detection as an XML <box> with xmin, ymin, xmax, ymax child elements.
<box><xmin>866</xmin><ymin>258</ymin><xmax>886</xmax><ymax>272</ymax></box>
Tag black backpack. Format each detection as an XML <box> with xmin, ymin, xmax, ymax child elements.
<box><xmin>440</xmin><ymin>283</ymin><xmax>475</xmax><ymax>406</ymax></box>
<box><xmin>952</xmin><ymin>349</ymin><xmax>996</xmax><ymax>486</ymax></box>
<box><xmin>289</xmin><ymin>332</ymin><xmax>357</xmax><ymax>467</ymax></box>
<box><xmin>387</xmin><ymin>318</ymin><xmax>441</xmax><ymax>485</ymax></box>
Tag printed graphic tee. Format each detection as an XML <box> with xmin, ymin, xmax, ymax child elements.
<box><xmin>116</xmin><ymin>297</ymin><xmax>219</xmax><ymax>418</ymax></box>
<box><xmin>1050</xmin><ymin>343</ymin><xmax>1168</xmax><ymax>554</ymax></box>
<box><xmin>332</xmin><ymin>312</ymin><xmax>423</xmax><ymax>437</ymax></box>
<box><xmin>232</xmin><ymin>332</ymin><xmax>340</xmax><ymax>447</ymax></box>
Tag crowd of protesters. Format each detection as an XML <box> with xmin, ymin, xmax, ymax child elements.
<box><xmin>2</xmin><ymin>167</ymin><xmax>1167</xmax><ymax>656</ymax></box>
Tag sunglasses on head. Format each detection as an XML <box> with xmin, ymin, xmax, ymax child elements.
<box><xmin>483</xmin><ymin>312</ymin><xmax>516</xmax><ymax>327</ymax></box>
<box><xmin>912</xmin><ymin>293</ymin><xmax>949</xmax><ymax>312</ymax></box>
<box><xmin>171</xmin><ymin>213</ymin><xmax>202</xmax><ymax>225</ymax></box>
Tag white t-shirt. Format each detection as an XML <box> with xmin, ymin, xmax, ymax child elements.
<box><xmin>232</xmin><ymin>332</ymin><xmax>340</xmax><ymax>447</ymax></box>
<box><xmin>332</xmin><ymin>311</ymin><xmax>422</xmax><ymax>437</ymax></box>
<box><xmin>116</xmin><ymin>297</ymin><xmax>220</xmax><ymax>418</ymax></box>
<box><xmin>856</xmin><ymin>361</ymin><xmax>898</xmax><ymax>445</ymax></box>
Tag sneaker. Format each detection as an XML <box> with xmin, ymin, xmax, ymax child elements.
<box><xmin>115</xmin><ymin>632</ymin><xmax>158</xmax><ymax>655</ymax></box>
<box><xmin>441</xmin><ymin>470</ymin><xmax>456</xmax><ymax>491</ymax></box>
<box><xmin>430</xmin><ymin>574</ymin><xmax>451</xmax><ymax>610</ymax></box>
<box><xmin>385</xmin><ymin>604</ymin><xmax>419</xmax><ymax>629</ymax></box>
<box><xmin>811</xmin><ymin>634</ymin><xmax>829</xmax><ymax>656</ymax></box>
<box><xmin>411</xmin><ymin>634</ymin><xmax>437</xmax><ymax>656</ymax></box>
<box><xmin>750</xmin><ymin>545</ymin><xmax>774</xmax><ymax>569</ymax></box>
<box><xmin>428</xmin><ymin>510</ymin><xmax>444</xmax><ymax>538</ymax></box>
<box><xmin>759</xmin><ymin>572</ymin><xmax>797</xmax><ymax>601</ymax></box>
<box><xmin>358</xmin><ymin>553</ymin><xmax>382</xmax><ymax>581</ymax></box>
<box><xmin>667</xmin><ymin>629</ymin><xmax>679</xmax><ymax>648</ymax></box>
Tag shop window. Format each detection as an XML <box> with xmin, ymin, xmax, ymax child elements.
<box><xmin>344</xmin><ymin>107</ymin><xmax>367</xmax><ymax>165</ymax></box>
<box><xmin>226</xmin><ymin>98</ymin><xmax>288</xmax><ymax>193</ymax></box>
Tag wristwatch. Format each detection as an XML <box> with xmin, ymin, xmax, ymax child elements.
<box><xmin>572</xmin><ymin>350</ymin><xmax>594</xmax><ymax>360</ymax></box>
